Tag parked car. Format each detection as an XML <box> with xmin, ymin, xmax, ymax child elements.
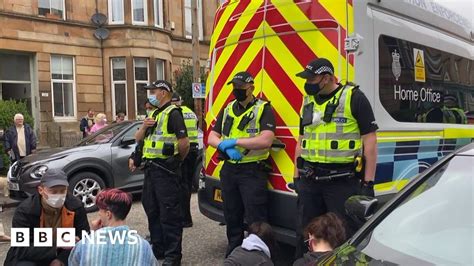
<box><xmin>7</xmin><ymin>121</ymin><xmax>203</xmax><ymax>212</ymax></box>
<box><xmin>316</xmin><ymin>143</ymin><xmax>474</xmax><ymax>265</ymax></box>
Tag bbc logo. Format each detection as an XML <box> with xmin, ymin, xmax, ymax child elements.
<box><xmin>11</xmin><ymin>228</ymin><xmax>76</xmax><ymax>247</ymax></box>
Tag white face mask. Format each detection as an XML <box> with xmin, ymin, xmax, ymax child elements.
<box><xmin>45</xmin><ymin>193</ymin><xmax>66</xmax><ymax>209</ymax></box>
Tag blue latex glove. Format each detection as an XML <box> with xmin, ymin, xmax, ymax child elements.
<box><xmin>225</xmin><ymin>148</ymin><xmax>242</xmax><ymax>161</ymax></box>
<box><xmin>218</xmin><ymin>139</ymin><xmax>237</xmax><ymax>152</ymax></box>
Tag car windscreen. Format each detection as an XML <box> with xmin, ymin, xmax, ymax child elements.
<box><xmin>76</xmin><ymin>122</ymin><xmax>132</xmax><ymax>146</ymax></box>
<box><xmin>355</xmin><ymin>155</ymin><xmax>473</xmax><ymax>265</ymax></box>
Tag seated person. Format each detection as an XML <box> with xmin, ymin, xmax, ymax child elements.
<box><xmin>4</xmin><ymin>169</ymin><xmax>90</xmax><ymax>266</ymax></box>
<box><xmin>68</xmin><ymin>189</ymin><xmax>157</xmax><ymax>266</ymax></box>
<box><xmin>224</xmin><ymin>222</ymin><xmax>276</xmax><ymax>266</ymax></box>
<box><xmin>293</xmin><ymin>213</ymin><xmax>346</xmax><ymax>266</ymax></box>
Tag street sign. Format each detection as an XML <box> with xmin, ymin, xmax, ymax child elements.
<box><xmin>192</xmin><ymin>82</ymin><xmax>206</xmax><ymax>98</ymax></box>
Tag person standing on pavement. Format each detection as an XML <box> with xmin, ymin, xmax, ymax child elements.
<box><xmin>89</xmin><ymin>113</ymin><xmax>108</xmax><ymax>134</ymax></box>
<box><xmin>135</xmin><ymin>80</ymin><xmax>190</xmax><ymax>266</ymax></box>
<box><xmin>79</xmin><ymin>109</ymin><xmax>95</xmax><ymax>138</ymax></box>
<box><xmin>4</xmin><ymin>169</ymin><xmax>90</xmax><ymax>266</ymax></box>
<box><xmin>293</xmin><ymin>58</ymin><xmax>378</xmax><ymax>258</ymax></box>
<box><xmin>171</xmin><ymin>92</ymin><xmax>198</xmax><ymax>228</ymax></box>
<box><xmin>208</xmin><ymin>71</ymin><xmax>276</xmax><ymax>257</ymax></box>
<box><xmin>4</xmin><ymin>113</ymin><xmax>36</xmax><ymax>163</ymax></box>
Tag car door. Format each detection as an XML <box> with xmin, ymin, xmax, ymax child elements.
<box><xmin>110</xmin><ymin>123</ymin><xmax>144</xmax><ymax>190</ymax></box>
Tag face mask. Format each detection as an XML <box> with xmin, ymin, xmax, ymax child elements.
<box><xmin>45</xmin><ymin>193</ymin><xmax>66</xmax><ymax>209</ymax></box>
<box><xmin>148</xmin><ymin>95</ymin><xmax>160</xmax><ymax>107</ymax></box>
<box><xmin>304</xmin><ymin>82</ymin><xmax>322</xmax><ymax>96</ymax></box>
<box><xmin>233</xmin><ymin>89</ymin><xmax>248</xmax><ymax>102</ymax></box>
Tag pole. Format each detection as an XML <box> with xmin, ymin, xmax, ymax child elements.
<box><xmin>191</xmin><ymin>0</ymin><xmax>203</xmax><ymax>129</ymax></box>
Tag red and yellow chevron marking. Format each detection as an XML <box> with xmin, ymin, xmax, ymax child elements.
<box><xmin>205</xmin><ymin>0</ymin><xmax>355</xmax><ymax>192</ymax></box>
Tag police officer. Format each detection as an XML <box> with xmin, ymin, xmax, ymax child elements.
<box><xmin>135</xmin><ymin>80</ymin><xmax>190</xmax><ymax>266</ymax></box>
<box><xmin>171</xmin><ymin>92</ymin><xmax>198</xmax><ymax>227</ymax></box>
<box><xmin>293</xmin><ymin>58</ymin><xmax>378</xmax><ymax>258</ymax></box>
<box><xmin>208</xmin><ymin>71</ymin><xmax>276</xmax><ymax>257</ymax></box>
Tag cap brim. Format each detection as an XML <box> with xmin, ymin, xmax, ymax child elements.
<box><xmin>227</xmin><ymin>79</ymin><xmax>246</xmax><ymax>86</ymax></box>
<box><xmin>143</xmin><ymin>84</ymin><xmax>156</xmax><ymax>90</ymax></box>
<box><xmin>296</xmin><ymin>70</ymin><xmax>316</xmax><ymax>79</ymax></box>
<box><xmin>43</xmin><ymin>179</ymin><xmax>69</xmax><ymax>188</ymax></box>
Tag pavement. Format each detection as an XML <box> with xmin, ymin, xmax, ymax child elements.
<box><xmin>0</xmin><ymin>193</ymin><xmax>296</xmax><ymax>265</ymax></box>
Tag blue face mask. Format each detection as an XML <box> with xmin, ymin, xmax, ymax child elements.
<box><xmin>148</xmin><ymin>95</ymin><xmax>160</xmax><ymax>107</ymax></box>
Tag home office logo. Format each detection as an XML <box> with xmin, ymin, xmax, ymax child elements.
<box><xmin>11</xmin><ymin>228</ymin><xmax>139</xmax><ymax>247</ymax></box>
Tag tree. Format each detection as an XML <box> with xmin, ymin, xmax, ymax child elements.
<box><xmin>172</xmin><ymin>60</ymin><xmax>208</xmax><ymax>112</ymax></box>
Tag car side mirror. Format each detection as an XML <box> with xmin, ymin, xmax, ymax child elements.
<box><xmin>345</xmin><ymin>195</ymin><xmax>378</xmax><ymax>226</ymax></box>
<box><xmin>121</xmin><ymin>138</ymin><xmax>136</xmax><ymax>147</ymax></box>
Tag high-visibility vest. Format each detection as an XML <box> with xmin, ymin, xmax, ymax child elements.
<box><xmin>181</xmin><ymin>105</ymin><xmax>198</xmax><ymax>144</ymax></box>
<box><xmin>222</xmin><ymin>99</ymin><xmax>270</xmax><ymax>163</ymax></box>
<box><xmin>142</xmin><ymin>105</ymin><xmax>179</xmax><ymax>159</ymax></box>
<box><xmin>301</xmin><ymin>85</ymin><xmax>362</xmax><ymax>163</ymax></box>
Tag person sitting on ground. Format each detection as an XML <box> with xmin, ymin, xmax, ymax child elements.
<box><xmin>4</xmin><ymin>169</ymin><xmax>90</xmax><ymax>266</ymax></box>
<box><xmin>89</xmin><ymin>113</ymin><xmax>108</xmax><ymax>134</ymax></box>
<box><xmin>293</xmin><ymin>213</ymin><xmax>346</xmax><ymax>266</ymax></box>
<box><xmin>224</xmin><ymin>222</ymin><xmax>276</xmax><ymax>266</ymax></box>
<box><xmin>69</xmin><ymin>188</ymin><xmax>157</xmax><ymax>266</ymax></box>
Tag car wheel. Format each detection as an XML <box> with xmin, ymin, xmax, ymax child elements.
<box><xmin>69</xmin><ymin>172</ymin><xmax>106</xmax><ymax>212</ymax></box>
<box><xmin>192</xmin><ymin>158</ymin><xmax>203</xmax><ymax>192</ymax></box>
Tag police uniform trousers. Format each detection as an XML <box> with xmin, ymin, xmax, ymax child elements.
<box><xmin>220</xmin><ymin>161</ymin><xmax>269</xmax><ymax>257</ymax></box>
<box><xmin>142</xmin><ymin>160</ymin><xmax>183</xmax><ymax>262</ymax></box>
<box><xmin>295</xmin><ymin>166</ymin><xmax>359</xmax><ymax>259</ymax></box>
<box><xmin>181</xmin><ymin>143</ymin><xmax>199</xmax><ymax>226</ymax></box>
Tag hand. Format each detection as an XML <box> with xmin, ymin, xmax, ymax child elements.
<box><xmin>91</xmin><ymin>219</ymin><xmax>103</xmax><ymax>230</ymax></box>
<box><xmin>359</xmin><ymin>180</ymin><xmax>375</xmax><ymax>197</ymax></box>
<box><xmin>217</xmin><ymin>139</ymin><xmax>237</xmax><ymax>152</ymax></box>
<box><xmin>225</xmin><ymin>148</ymin><xmax>242</xmax><ymax>161</ymax></box>
<box><xmin>143</xmin><ymin>117</ymin><xmax>157</xmax><ymax>128</ymax></box>
<box><xmin>50</xmin><ymin>259</ymin><xmax>64</xmax><ymax>266</ymax></box>
<box><xmin>128</xmin><ymin>158</ymin><xmax>136</xmax><ymax>172</ymax></box>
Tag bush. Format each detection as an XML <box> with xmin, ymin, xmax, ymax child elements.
<box><xmin>172</xmin><ymin>60</ymin><xmax>208</xmax><ymax>111</ymax></box>
<box><xmin>0</xmin><ymin>100</ymin><xmax>34</xmax><ymax>171</ymax></box>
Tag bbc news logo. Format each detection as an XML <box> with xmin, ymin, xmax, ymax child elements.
<box><xmin>11</xmin><ymin>228</ymin><xmax>139</xmax><ymax>247</ymax></box>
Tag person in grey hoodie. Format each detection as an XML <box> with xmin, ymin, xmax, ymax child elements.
<box><xmin>224</xmin><ymin>222</ymin><xmax>276</xmax><ymax>266</ymax></box>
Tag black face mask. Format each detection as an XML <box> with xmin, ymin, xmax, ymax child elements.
<box><xmin>304</xmin><ymin>82</ymin><xmax>322</xmax><ymax>96</ymax></box>
<box><xmin>233</xmin><ymin>89</ymin><xmax>248</xmax><ymax>102</ymax></box>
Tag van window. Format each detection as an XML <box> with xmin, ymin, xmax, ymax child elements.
<box><xmin>378</xmin><ymin>35</ymin><xmax>474</xmax><ymax>124</ymax></box>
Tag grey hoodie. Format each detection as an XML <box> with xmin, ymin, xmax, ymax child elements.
<box><xmin>224</xmin><ymin>234</ymin><xmax>273</xmax><ymax>266</ymax></box>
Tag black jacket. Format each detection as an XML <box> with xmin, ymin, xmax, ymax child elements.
<box><xmin>293</xmin><ymin>251</ymin><xmax>330</xmax><ymax>266</ymax></box>
<box><xmin>4</xmin><ymin>124</ymin><xmax>36</xmax><ymax>161</ymax></box>
<box><xmin>4</xmin><ymin>192</ymin><xmax>90</xmax><ymax>266</ymax></box>
<box><xmin>224</xmin><ymin>247</ymin><xmax>274</xmax><ymax>266</ymax></box>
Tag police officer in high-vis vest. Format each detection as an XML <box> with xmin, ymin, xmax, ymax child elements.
<box><xmin>208</xmin><ymin>71</ymin><xmax>276</xmax><ymax>257</ymax></box>
<box><xmin>171</xmin><ymin>92</ymin><xmax>198</xmax><ymax>227</ymax></box>
<box><xmin>293</xmin><ymin>58</ymin><xmax>378</xmax><ymax>258</ymax></box>
<box><xmin>135</xmin><ymin>80</ymin><xmax>190</xmax><ymax>266</ymax></box>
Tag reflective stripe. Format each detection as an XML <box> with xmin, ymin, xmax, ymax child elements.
<box><xmin>304</xmin><ymin>132</ymin><xmax>360</xmax><ymax>140</ymax></box>
<box><xmin>319</xmin><ymin>149</ymin><xmax>359</xmax><ymax>158</ymax></box>
<box><xmin>149</xmin><ymin>136</ymin><xmax>178</xmax><ymax>142</ymax></box>
<box><xmin>143</xmin><ymin>147</ymin><xmax>163</xmax><ymax>155</ymax></box>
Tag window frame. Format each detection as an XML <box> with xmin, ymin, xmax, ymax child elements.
<box><xmin>132</xmin><ymin>0</ymin><xmax>148</xmax><ymax>25</ymax></box>
<box><xmin>108</xmin><ymin>0</ymin><xmax>125</xmax><ymax>25</ymax></box>
<box><xmin>38</xmin><ymin>0</ymin><xmax>66</xmax><ymax>20</ymax></box>
<box><xmin>50</xmin><ymin>55</ymin><xmax>77</xmax><ymax>121</ymax></box>
<box><xmin>156</xmin><ymin>59</ymin><xmax>165</xmax><ymax>80</ymax></box>
<box><xmin>133</xmin><ymin>58</ymin><xmax>150</xmax><ymax>118</ymax></box>
<box><xmin>184</xmin><ymin>0</ymin><xmax>203</xmax><ymax>40</ymax></box>
<box><xmin>154</xmin><ymin>0</ymin><xmax>164</xmax><ymax>28</ymax></box>
<box><xmin>111</xmin><ymin>57</ymin><xmax>128</xmax><ymax>120</ymax></box>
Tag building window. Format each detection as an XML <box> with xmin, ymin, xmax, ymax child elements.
<box><xmin>132</xmin><ymin>0</ymin><xmax>148</xmax><ymax>25</ymax></box>
<box><xmin>51</xmin><ymin>55</ymin><xmax>75</xmax><ymax>118</ymax></box>
<box><xmin>154</xmin><ymin>0</ymin><xmax>164</xmax><ymax>28</ymax></box>
<box><xmin>156</xmin><ymin>59</ymin><xmax>165</xmax><ymax>80</ymax></box>
<box><xmin>184</xmin><ymin>0</ymin><xmax>203</xmax><ymax>40</ymax></box>
<box><xmin>134</xmin><ymin>58</ymin><xmax>149</xmax><ymax>116</ymax></box>
<box><xmin>39</xmin><ymin>0</ymin><xmax>65</xmax><ymax>19</ymax></box>
<box><xmin>108</xmin><ymin>0</ymin><xmax>124</xmax><ymax>24</ymax></box>
<box><xmin>111</xmin><ymin>58</ymin><xmax>128</xmax><ymax>118</ymax></box>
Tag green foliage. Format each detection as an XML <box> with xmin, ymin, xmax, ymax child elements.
<box><xmin>0</xmin><ymin>100</ymin><xmax>34</xmax><ymax>170</ymax></box>
<box><xmin>172</xmin><ymin>60</ymin><xmax>207</xmax><ymax>111</ymax></box>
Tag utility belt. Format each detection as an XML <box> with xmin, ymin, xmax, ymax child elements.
<box><xmin>223</xmin><ymin>159</ymin><xmax>272</xmax><ymax>173</ymax></box>
<box><xmin>144</xmin><ymin>156</ymin><xmax>182</xmax><ymax>176</ymax></box>
<box><xmin>297</xmin><ymin>157</ymin><xmax>360</xmax><ymax>182</ymax></box>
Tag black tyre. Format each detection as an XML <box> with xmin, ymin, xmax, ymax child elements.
<box><xmin>69</xmin><ymin>172</ymin><xmax>106</xmax><ymax>212</ymax></box>
<box><xmin>192</xmin><ymin>156</ymin><xmax>203</xmax><ymax>192</ymax></box>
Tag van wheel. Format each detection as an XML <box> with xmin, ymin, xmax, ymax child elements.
<box><xmin>69</xmin><ymin>172</ymin><xmax>105</xmax><ymax>212</ymax></box>
<box><xmin>192</xmin><ymin>158</ymin><xmax>203</xmax><ymax>192</ymax></box>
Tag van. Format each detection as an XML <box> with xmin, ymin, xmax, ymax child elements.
<box><xmin>198</xmin><ymin>0</ymin><xmax>474</xmax><ymax>245</ymax></box>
